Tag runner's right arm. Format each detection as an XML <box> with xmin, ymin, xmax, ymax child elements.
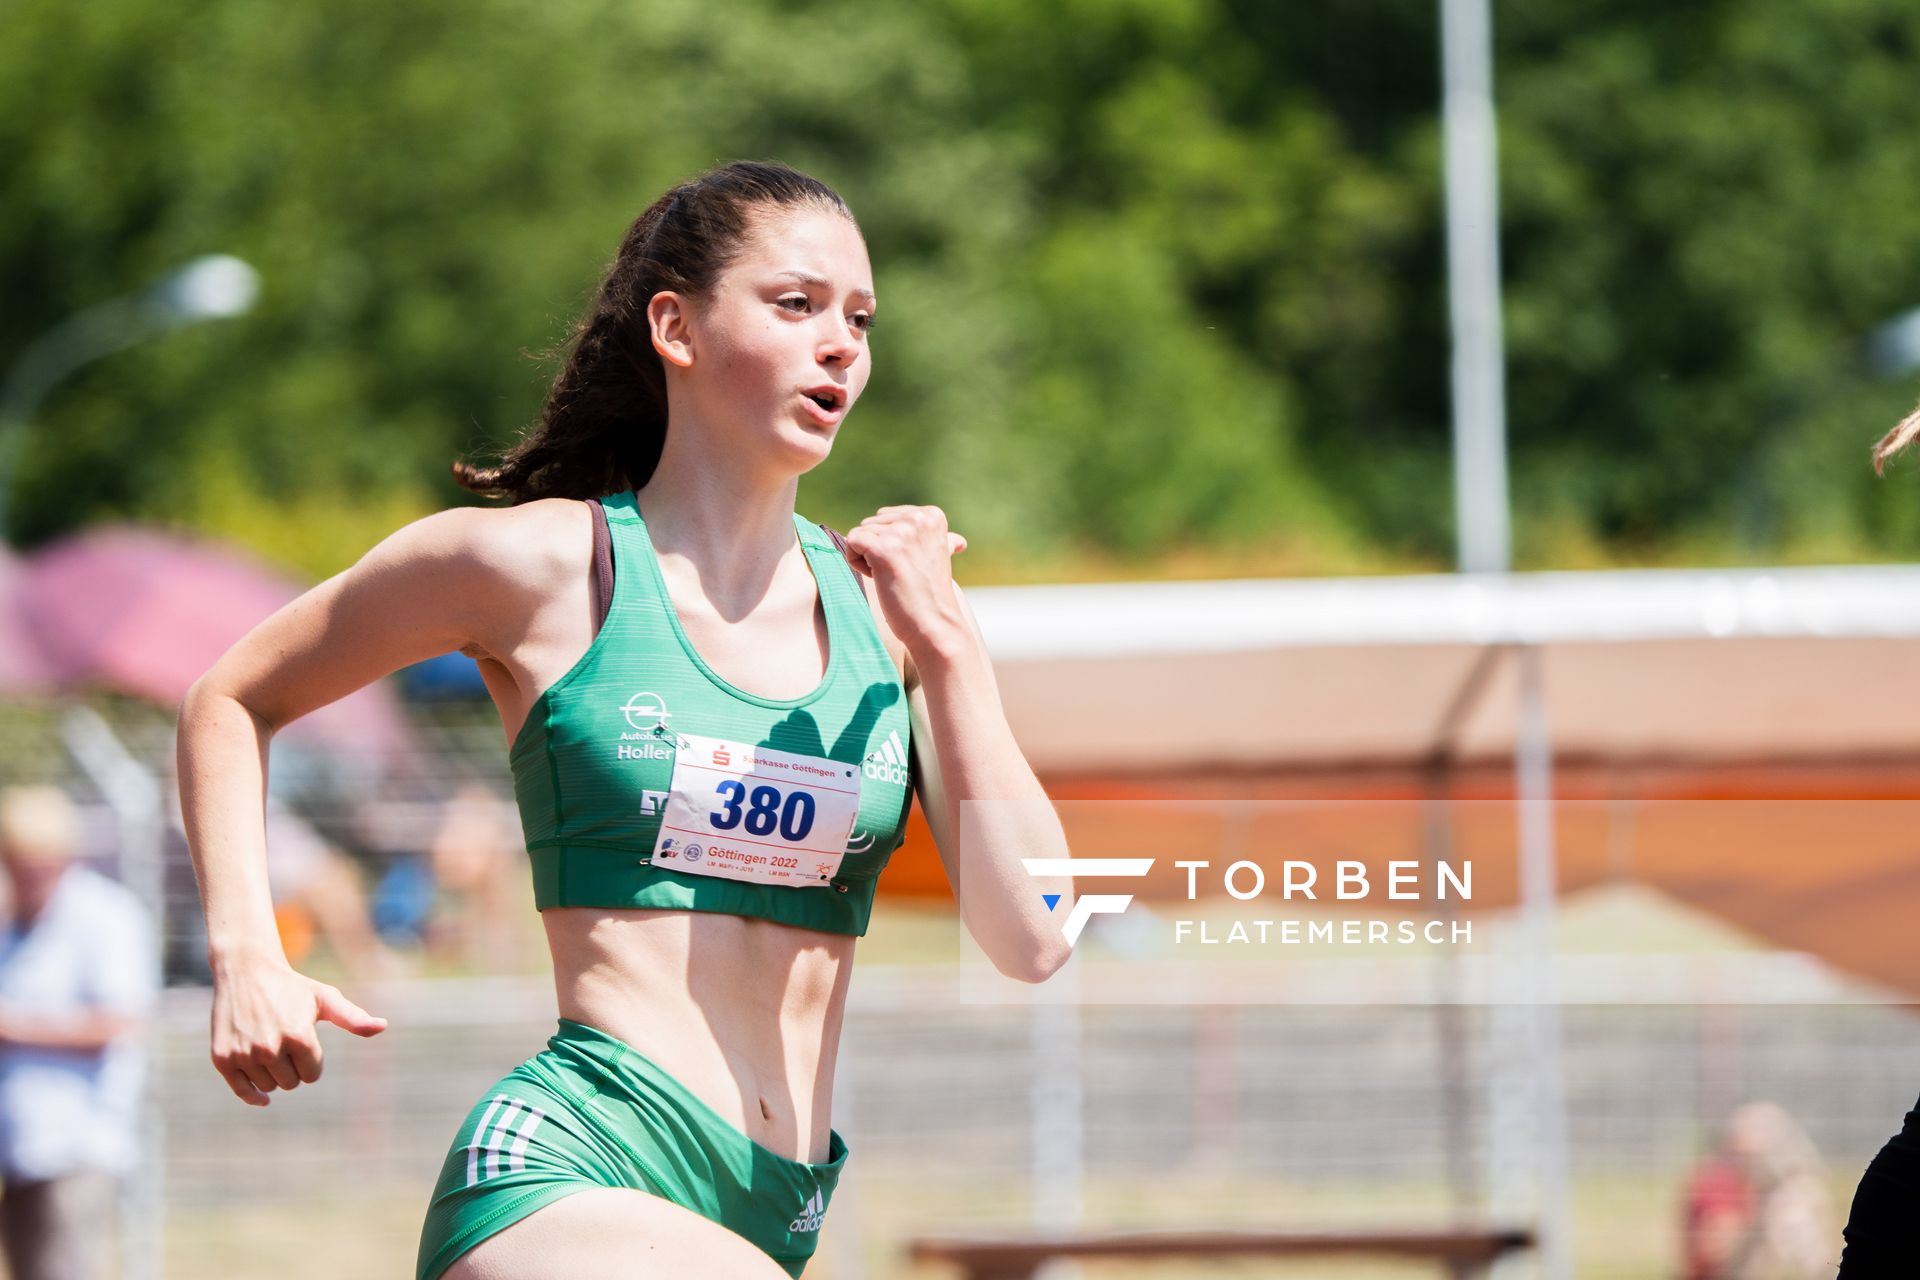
<box><xmin>177</xmin><ymin>501</ymin><xmax>564</xmax><ymax>1105</ymax></box>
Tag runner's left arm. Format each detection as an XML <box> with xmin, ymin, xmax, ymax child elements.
<box><xmin>904</xmin><ymin>585</ymin><xmax>1074</xmax><ymax>983</ymax></box>
<box><xmin>845</xmin><ymin>504</ymin><xmax>1074</xmax><ymax>983</ymax></box>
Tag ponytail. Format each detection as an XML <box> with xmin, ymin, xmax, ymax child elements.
<box><xmin>454</xmin><ymin>162</ymin><xmax>854</xmax><ymax>504</ymax></box>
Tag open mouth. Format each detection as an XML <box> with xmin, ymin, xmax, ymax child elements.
<box><xmin>802</xmin><ymin>387</ymin><xmax>846</xmax><ymax>413</ymax></box>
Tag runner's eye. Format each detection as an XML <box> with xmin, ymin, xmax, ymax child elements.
<box><xmin>778</xmin><ymin>295</ymin><xmax>810</xmax><ymax>313</ymax></box>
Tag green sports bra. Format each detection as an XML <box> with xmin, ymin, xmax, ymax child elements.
<box><xmin>507</xmin><ymin>490</ymin><xmax>915</xmax><ymax>936</ymax></box>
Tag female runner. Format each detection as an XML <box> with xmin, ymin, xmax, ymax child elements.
<box><xmin>177</xmin><ymin>159</ymin><xmax>1074</xmax><ymax>1279</ymax></box>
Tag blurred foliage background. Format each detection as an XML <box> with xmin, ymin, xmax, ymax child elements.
<box><xmin>4</xmin><ymin>0</ymin><xmax>1919</xmax><ymax>582</ymax></box>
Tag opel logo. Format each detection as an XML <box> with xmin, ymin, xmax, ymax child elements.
<box><xmin>621</xmin><ymin>692</ymin><xmax>671</xmax><ymax>732</ymax></box>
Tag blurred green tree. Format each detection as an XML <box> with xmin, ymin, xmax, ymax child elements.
<box><xmin>2</xmin><ymin>0</ymin><xmax>1916</xmax><ymax>579</ymax></box>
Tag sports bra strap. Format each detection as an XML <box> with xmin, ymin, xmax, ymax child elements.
<box><xmin>821</xmin><ymin>523</ymin><xmax>852</xmax><ymax>563</ymax></box>
<box><xmin>589</xmin><ymin>497</ymin><xmax>612</xmax><ymax>634</ymax></box>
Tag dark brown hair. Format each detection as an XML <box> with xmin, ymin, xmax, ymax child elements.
<box><xmin>453</xmin><ymin>160</ymin><xmax>856</xmax><ymax>504</ymax></box>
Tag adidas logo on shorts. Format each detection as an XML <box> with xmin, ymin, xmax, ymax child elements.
<box><xmin>788</xmin><ymin>1189</ymin><xmax>827</xmax><ymax>1233</ymax></box>
<box><xmin>465</xmin><ymin>1096</ymin><xmax>546</xmax><ymax>1186</ymax></box>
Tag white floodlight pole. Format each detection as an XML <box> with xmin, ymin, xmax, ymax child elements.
<box><xmin>60</xmin><ymin>707</ymin><xmax>167</xmax><ymax>1280</ymax></box>
<box><xmin>1442</xmin><ymin>0</ymin><xmax>1511</xmax><ymax>578</ymax></box>
<box><xmin>1439</xmin><ymin>1</ymin><xmax>1574</xmax><ymax>1277</ymax></box>
<box><xmin>1030</xmin><ymin>950</ymin><xmax>1085</xmax><ymax>1235</ymax></box>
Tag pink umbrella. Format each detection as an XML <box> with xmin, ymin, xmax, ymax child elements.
<box><xmin>12</xmin><ymin>526</ymin><xmax>416</xmax><ymax>763</ymax></box>
<box><xmin>0</xmin><ymin>545</ymin><xmax>63</xmax><ymax>693</ymax></box>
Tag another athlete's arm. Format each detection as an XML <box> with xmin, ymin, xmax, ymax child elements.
<box><xmin>177</xmin><ymin>501</ymin><xmax>567</xmax><ymax>1104</ymax></box>
<box><xmin>0</xmin><ymin>1004</ymin><xmax>143</xmax><ymax>1051</ymax></box>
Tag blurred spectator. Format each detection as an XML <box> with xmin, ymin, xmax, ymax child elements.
<box><xmin>1681</xmin><ymin>1100</ymin><xmax>1836</xmax><ymax>1279</ymax></box>
<box><xmin>1683</xmin><ymin>1135</ymin><xmax>1755</xmax><ymax>1280</ymax></box>
<box><xmin>0</xmin><ymin>784</ymin><xmax>158</xmax><ymax>1280</ymax></box>
<box><xmin>418</xmin><ymin>783</ymin><xmax>533</xmax><ymax>972</ymax></box>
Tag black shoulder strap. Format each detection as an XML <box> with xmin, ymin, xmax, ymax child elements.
<box><xmin>821</xmin><ymin>523</ymin><xmax>852</xmax><ymax>562</ymax></box>
<box><xmin>588</xmin><ymin>497</ymin><xmax>613</xmax><ymax>635</ymax></box>
<box><xmin>821</xmin><ymin>523</ymin><xmax>881</xmax><ymax>616</ymax></box>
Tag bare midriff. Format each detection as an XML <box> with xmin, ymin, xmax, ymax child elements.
<box><xmin>480</xmin><ymin>499</ymin><xmax>884</xmax><ymax>1171</ymax></box>
<box><xmin>543</xmin><ymin>906</ymin><xmax>855</xmax><ymax>1167</ymax></box>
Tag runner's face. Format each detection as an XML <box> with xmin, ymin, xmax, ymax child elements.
<box><xmin>686</xmin><ymin>205</ymin><xmax>875</xmax><ymax>466</ymax></box>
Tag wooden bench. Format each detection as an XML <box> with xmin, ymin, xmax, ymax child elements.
<box><xmin>909</xmin><ymin>1226</ymin><xmax>1535</xmax><ymax>1280</ymax></box>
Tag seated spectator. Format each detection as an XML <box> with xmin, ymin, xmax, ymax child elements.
<box><xmin>420</xmin><ymin>783</ymin><xmax>536</xmax><ymax>973</ymax></box>
<box><xmin>1682</xmin><ymin>1100</ymin><xmax>1836</xmax><ymax>1279</ymax></box>
<box><xmin>263</xmin><ymin>795</ymin><xmax>407</xmax><ymax>982</ymax></box>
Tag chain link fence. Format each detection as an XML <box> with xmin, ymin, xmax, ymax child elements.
<box><xmin>5</xmin><ymin>694</ymin><xmax>1916</xmax><ymax>1277</ymax></box>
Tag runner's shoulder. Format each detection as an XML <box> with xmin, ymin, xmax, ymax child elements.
<box><xmin>414</xmin><ymin>497</ymin><xmax>590</xmax><ymax>596</ymax></box>
<box><xmin>365</xmin><ymin>498</ymin><xmax>590</xmax><ymax>649</ymax></box>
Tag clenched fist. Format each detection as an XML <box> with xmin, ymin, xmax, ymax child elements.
<box><xmin>839</xmin><ymin>505</ymin><xmax>968</xmax><ymax>658</ymax></box>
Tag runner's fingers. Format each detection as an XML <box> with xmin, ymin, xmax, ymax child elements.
<box><xmin>287</xmin><ymin>1036</ymin><xmax>324</xmax><ymax>1084</ymax></box>
<box><xmin>862</xmin><ymin>509</ymin><xmax>953</xmax><ymax>555</ymax></box>
<box><xmin>848</xmin><ymin>523</ymin><xmax>909</xmax><ymax>557</ymax></box>
<box><xmin>219</xmin><ymin>1062</ymin><xmax>270</xmax><ymax>1106</ymax></box>
<box><xmin>314</xmin><ymin>985</ymin><xmax>387</xmax><ymax>1038</ymax></box>
<box><xmin>252</xmin><ymin>1046</ymin><xmax>301</xmax><ymax>1091</ymax></box>
<box><xmin>843</xmin><ymin>526</ymin><xmax>893</xmax><ymax>564</ymax></box>
<box><xmin>870</xmin><ymin>504</ymin><xmax>946</xmax><ymax>526</ymax></box>
<box><xmin>233</xmin><ymin>1055</ymin><xmax>279</xmax><ymax>1095</ymax></box>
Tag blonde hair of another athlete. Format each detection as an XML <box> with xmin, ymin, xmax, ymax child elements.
<box><xmin>1872</xmin><ymin>401</ymin><xmax>1920</xmax><ymax>474</ymax></box>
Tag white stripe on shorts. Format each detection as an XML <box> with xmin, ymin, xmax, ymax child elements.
<box><xmin>464</xmin><ymin>1096</ymin><xmax>551</xmax><ymax>1185</ymax></box>
<box><xmin>484</xmin><ymin>1100</ymin><xmax>528</xmax><ymax>1182</ymax></box>
<box><xmin>505</xmin><ymin>1103</ymin><xmax>546</xmax><ymax>1173</ymax></box>
<box><xmin>465</xmin><ymin>1096</ymin><xmax>511</xmax><ymax>1187</ymax></box>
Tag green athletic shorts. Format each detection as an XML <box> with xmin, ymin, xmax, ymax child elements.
<box><xmin>416</xmin><ymin>1018</ymin><xmax>850</xmax><ymax>1280</ymax></box>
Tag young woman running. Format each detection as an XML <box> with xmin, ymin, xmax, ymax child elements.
<box><xmin>177</xmin><ymin>160</ymin><xmax>1074</xmax><ymax>1279</ymax></box>
<box><xmin>1834</xmin><ymin>402</ymin><xmax>1920</xmax><ymax>1276</ymax></box>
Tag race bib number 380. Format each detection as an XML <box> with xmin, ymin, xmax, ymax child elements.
<box><xmin>649</xmin><ymin>732</ymin><xmax>862</xmax><ymax>888</ymax></box>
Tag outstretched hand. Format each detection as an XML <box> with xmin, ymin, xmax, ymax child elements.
<box><xmin>211</xmin><ymin>959</ymin><xmax>387</xmax><ymax>1106</ymax></box>
<box><xmin>838</xmin><ymin>505</ymin><xmax>968</xmax><ymax>658</ymax></box>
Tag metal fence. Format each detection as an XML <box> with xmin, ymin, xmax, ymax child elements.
<box><xmin>140</xmin><ymin>978</ymin><xmax>1920</xmax><ymax>1279</ymax></box>
<box><xmin>5</xmin><ymin>695</ymin><xmax>1917</xmax><ymax>1278</ymax></box>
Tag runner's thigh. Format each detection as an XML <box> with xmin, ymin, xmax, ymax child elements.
<box><xmin>441</xmin><ymin>1187</ymin><xmax>794</xmax><ymax>1280</ymax></box>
